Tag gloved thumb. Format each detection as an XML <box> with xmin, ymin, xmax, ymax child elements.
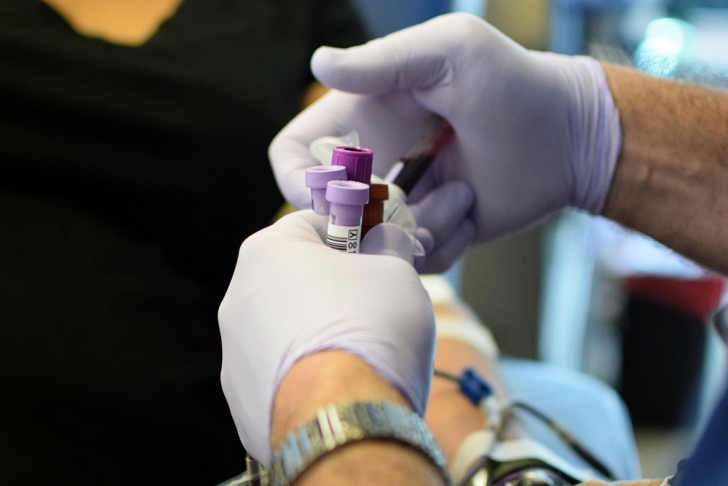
<box><xmin>361</xmin><ymin>223</ymin><xmax>430</xmax><ymax>269</ymax></box>
<box><xmin>311</xmin><ymin>15</ymin><xmax>456</xmax><ymax>95</ymax></box>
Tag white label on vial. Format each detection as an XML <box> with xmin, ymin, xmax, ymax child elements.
<box><xmin>326</xmin><ymin>224</ymin><xmax>360</xmax><ymax>253</ymax></box>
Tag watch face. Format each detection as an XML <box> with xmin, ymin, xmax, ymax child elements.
<box><xmin>490</xmin><ymin>467</ymin><xmax>574</xmax><ymax>486</ymax></box>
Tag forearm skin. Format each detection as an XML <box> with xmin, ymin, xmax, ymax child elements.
<box><xmin>271</xmin><ymin>350</ymin><xmax>445</xmax><ymax>486</ymax></box>
<box><xmin>601</xmin><ymin>63</ymin><xmax>728</xmax><ymax>276</ymax></box>
<box><xmin>426</xmin><ymin>338</ymin><xmax>523</xmax><ymax>464</ymax></box>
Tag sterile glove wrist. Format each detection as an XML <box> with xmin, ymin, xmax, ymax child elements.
<box><xmin>269</xmin><ymin>13</ymin><xmax>621</xmax><ymax>272</ymax></box>
<box><xmin>218</xmin><ymin>211</ymin><xmax>436</xmax><ymax>465</ymax></box>
<box><xmin>535</xmin><ymin>52</ymin><xmax>622</xmax><ymax>214</ymax></box>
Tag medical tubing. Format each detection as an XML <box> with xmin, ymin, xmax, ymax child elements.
<box><xmin>457</xmin><ymin>453</ymin><xmax>491</xmax><ymax>486</ymax></box>
<box><xmin>509</xmin><ymin>401</ymin><xmax>616</xmax><ymax>481</ymax></box>
<box><xmin>381</xmin><ymin>117</ymin><xmax>453</xmax><ymax>229</ymax></box>
<box><xmin>434</xmin><ymin>369</ymin><xmax>502</xmax><ymax>486</ymax></box>
<box><xmin>391</xmin><ymin>117</ymin><xmax>454</xmax><ymax>195</ymax></box>
<box><xmin>434</xmin><ymin>369</ymin><xmax>617</xmax><ymax>484</ymax></box>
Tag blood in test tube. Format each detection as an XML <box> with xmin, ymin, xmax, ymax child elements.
<box><xmin>361</xmin><ymin>183</ymin><xmax>389</xmax><ymax>239</ymax></box>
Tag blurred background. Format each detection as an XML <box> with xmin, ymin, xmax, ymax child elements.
<box><xmin>350</xmin><ymin>0</ymin><xmax>728</xmax><ymax>478</ymax></box>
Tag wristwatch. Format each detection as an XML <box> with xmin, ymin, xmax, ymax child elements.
<box><xmin>270</xmin><ymin>401</ymin><xmax>450</xmax><ymax>486</ymax></box>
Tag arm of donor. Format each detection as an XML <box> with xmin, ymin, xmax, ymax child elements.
<box><xmin>218</xmin><ymin>210</ymin><xmax>438</xmax><ymax>469</ymax></box>
<box><xmin>272</xmin><ymin>351</ymin><xmax>445</xmax><ymax>486</ymax></box>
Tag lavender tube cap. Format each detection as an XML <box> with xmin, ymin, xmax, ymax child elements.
<box><xmin>326</xmin><ymin>180</ymin><xmax>369</xmax><ymax>227</ymax></box>
<box><xmin>332</xmin><ymin>146</ymin><xmax>373</xmax><ymax>184</ymax></box>
<box><xmin>305</xmin><ymin>166</ymin><xmax>347</xmax><ymax>215</ymax></box>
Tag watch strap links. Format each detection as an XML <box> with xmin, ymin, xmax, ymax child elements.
<box><xmin>270</xmin><ymin>401</ymin><xmax>450</xmax><ymax>486</ymax></box>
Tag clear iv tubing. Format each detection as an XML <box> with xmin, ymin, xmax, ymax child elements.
<box><xmin>383</xmin><ymin>117</ymin><xmax>454</xmax><ymax>229</ymax></box>
<box><xmin>454</xmin><ymin>402</ymin><xmax>617</xmax><ymax>486</ymax></box>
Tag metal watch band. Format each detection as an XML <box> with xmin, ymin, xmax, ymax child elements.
<box><xmin>270</xmin><ymin>401</ymin><xmax>450</xmax><ymax>486</ymax></box>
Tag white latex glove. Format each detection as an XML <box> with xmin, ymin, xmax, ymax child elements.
<box><xmin>218</xmin><ymin>211</ymin><xmax>436</xmax><ymax>466</ymax></box>
<box><xmin>269</xmin><ymin>13</ymin><xmax>621</xmax><ymax>272</ymax></box>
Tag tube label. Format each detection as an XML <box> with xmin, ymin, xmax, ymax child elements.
<box><xmin>326</xmin><ymin>224</ymin><xmax>361</xmax><ymax>253</ymax></box>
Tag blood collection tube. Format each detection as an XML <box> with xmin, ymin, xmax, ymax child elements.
<box><xmin>325</xmin><ymin>180</ymin><xmax>369</xmax><ymax>253</ymax></box>
<box><xmin>381</xmin><ymin>116</ymin><xmax>455</xmax><ymax>227</ymax></box>
<box><xmin>331</xmin><ymin>146</ymin><xmax>373</xmax><ymax>184</ymax></box>
<box><xmin>361</xmin><ymin>183</ymin><xmax>389</xmax><ymax>239</ymax></box>
<box><xmin>385</xmin><ymin>116</ymin><xmax>454</xmax><ymax>194</ymax></box>
<box><xmin>307</xmin><ymin>118</ymin><xmax>454</xmax><ymax>236</ymax></box>
<box><xmin>305</xmin><ymin>165</ymin><xmax>347</xmax><ymax>242</ymax></box>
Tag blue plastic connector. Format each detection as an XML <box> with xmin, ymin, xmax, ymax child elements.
<box><xmin>458</xmin><ymin>367</ymin><xmax>494</xmax><ymax>406</ymax></box>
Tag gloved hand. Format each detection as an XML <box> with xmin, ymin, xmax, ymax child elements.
<box><xmin>218</xmin><ymin>211</ymin><xmax>436</xmax><ymax>465</ymax></box>
<box><xmin>269</xmin><ymin>12</ymin><xmax>621</xmax><ymax>272</ymax></box>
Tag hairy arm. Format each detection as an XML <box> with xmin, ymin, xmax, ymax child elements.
<box><xmin>271</xmin><ymin>350</ymin><xmax>445</xmax><ymax>486</ymax></box>
<box><xmin>601</xmin><ymin>64</ymin><xmax>728</xmax><ymax>275</ymax></box>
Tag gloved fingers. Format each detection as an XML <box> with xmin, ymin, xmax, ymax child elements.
<box><xmin>361</xmin><ymin>223</ymin><xmax>416</xmax><ymax>265</ymax></box>
<box><xmin>311</xmin><ymin>13</ymin><xmax>488</xmax><ymax>95</ymax></box>
<box><xmin>269</xmin><ymin>92</ymin><xmax>363</xmax><ymax>209</ymax></box>
<box><xmin>265</xmin><ymin>210</ymin><xmax>327</xmax><ymax>245</ymax></box>
<box><xmin>410</xmin><ymin>228</ymin><xmax>433</xmax><ymax>270</ymax></box>
<box><xmin>417</xmin><ymin>218</ymin><xmax>476</xmax><ymax>274</ymax></box>
<box><xmin>409</xmin><ymin>180</ymin><xmax>475</xmax><ymax>247</ymax></box>
<box><xmin>361</xmin><ymin>223</ymin><xmax>435</xmax><ymax>271</ymax></box>
<box><xmin>238</xmin><ymin>210</ymin><xmax>341</xmax><ymax>266</ymax></box>
<box><xmin>413</xmin><ymin>227</ymin><xmax>435</xmax><ymax>254</ymax></box>
<box><xmin>269</xmin><ymin>212</ymin><xmax>431</xmax><ymax>270</ymax></box>
<box><xmin>220</xmin><ymin>205</ymin><xmax>443</xmax><ymax>464</ymax></box>
<box><xmin>269</xmin><ymin>90</ymin><xmax>434</xmax><ymax>207</ymax></box>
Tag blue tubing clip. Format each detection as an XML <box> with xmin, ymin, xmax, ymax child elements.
<box><xmin>459</xmin><ymin>367</ymin><xmax>494</xmax><ymax>406</ymax></box>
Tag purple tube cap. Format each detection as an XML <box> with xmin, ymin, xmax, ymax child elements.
<box><xmin>332</xmin><ymin>146</ymin><xmax>373</xmax><ymax>184</ymax></box>
<box><xmin>325</xmin><ymin>180</ymin><xmax>370</xmax><ymax>206</ymax></box>
<box><xmin>305</xmin><ymin>165</ymin><xmax>347</xmax><ymax>188</ymax></box>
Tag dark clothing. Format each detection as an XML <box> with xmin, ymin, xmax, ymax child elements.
<box><xmin>672</xmin><ymin>379</ymin><xmax>728</xmax><ymax>486</ymax></box>
<box><xmin>0</xmin><ymin>1</ymin><xmax>365</xmax><ymax>484</ymax></box>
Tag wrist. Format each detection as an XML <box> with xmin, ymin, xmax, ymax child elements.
<box><xmin>564</xmin><ymin>56</ymin><xmax>622</xmax><ymax>214</ymax></box>
<box><xmin>294</xmin><ymin>439</ymin><xmax>444</xmax><ymax>486</ymax></box>
<box><xmin>277</xmin><ymin>403</ymin><xmax>447</xmax><ymax>486</ymax></box>
<box><xmin>270</xmin><ymin>351</ymin><xmax>447</xmax><ymax>486</ymax></box>
<box><xmin>271</xmin><ymin>350</ymin><xmax>411</xmax><ymax>450</ymax></box>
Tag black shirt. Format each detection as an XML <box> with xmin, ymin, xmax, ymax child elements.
<box><xmin>0</xmin><ymin>1</ymin><xmax>366</xmax><ymax>484</ymax></box>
